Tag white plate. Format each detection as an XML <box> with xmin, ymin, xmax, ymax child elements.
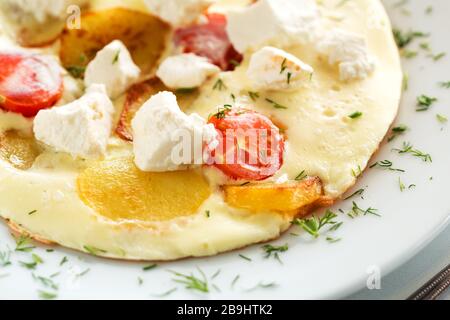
<box><xmin>1</xmin><ymin>0</ymin><xmax>449</xmax><ymax>300</ymax></box>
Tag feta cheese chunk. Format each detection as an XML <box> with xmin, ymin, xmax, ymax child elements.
<box><xmin>226</xmin><ymin>0</ymin><xmax>319</xmax><ymax>53</ymax></box>
<box><xmin>156</xmin><ymin>53</ymin><xmax>220</xmax><ymax>89</ymax></box>
<box><xmin>247</xmin><ymin>46</ymin><xmax>314</xmax><ymax>91</ymax></box>
<box><xmin>317</xmin><ymin>29</ymin><xmax>376</xmax><ymax>81</ymax></box>
<box><xmin>33</xmin><ymin>84</ymin><xmax>114</xmax><ymax>159</ymax></box>
<box><xmin>143</xmin><ymin>0</ymin><xmax>214</xmax><ymax>26</ymax></box>
<box><xmin>84</xmin><ymin>40</ymin><xmax>140</xmax><ymax>99</ymax></box>
<box><xmin>132</xmin><ymin>91</ymin><xmax>218</xmax><ymax>172</ymax></box>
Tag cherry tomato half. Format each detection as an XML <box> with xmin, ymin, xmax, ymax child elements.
<box><xmin>0</xmin><ymin>52</ymin><xmax>63</xmax><ymax>117</ymax></box>
<box><xmin>208</xmin><ymin>108</ymin><xmax>285</xmax><ymax>181</ymax></box>
<box><xmin>174</xmin><ymin>13</ymin><xmax>243</xmax><ymax>71</ymax></box>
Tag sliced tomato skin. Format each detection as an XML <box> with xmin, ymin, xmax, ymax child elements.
<box><xmin>174</xmin><ymin>13</ymin><xmax>243</xmax><ymax>71</ymax></box>
<box><xmin>208</xmin><ymin>109</ymin><xmax>285</xmax><ymax>181</ymax></box>
<box><xmin>0</xmin><ymin>52</ymin><xmax>63</xmax><ymax>117</ymax></box>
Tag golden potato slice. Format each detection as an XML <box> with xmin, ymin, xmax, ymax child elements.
<box><xmin>0</xmin><ymin>1</ymin><xmax>89</xmax><ymax>47</ymax></box>
<box><xmin>223</xmin><ymin>177</ymin><xmax>323</xmax><ymax>213</ymax></box>
<box><xmin>116</xmin><ymin>78</ymin><xmax>166</xmax><ymax>141</ymax></box>
<box><xmin>77</xmin><ymin>158</ymin><xmax>211</xmax><ymax>223</ymax></box>
<box><xmin>116</xmin><ymin>78</ymin><xmax>199</xmax><ymax>141</ymax></box>
<box><xmin>0</xmin><ymin>15</ymin><xmax>63</xmax><ymax>47</ymax></box>
<box><xmin>0</xmin><ymin>131</ymin><xmax>41</xmax><ymax>170</ymax></box>
<box><xmin>59</xmin><ymin>8</ymin><xmax>171</xmax><ymax>76</ymax></box>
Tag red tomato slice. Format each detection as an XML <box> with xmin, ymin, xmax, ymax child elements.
<box><xmin>0</xmin><ymin>52</ymin><xmax>63</xmax><ymax>117</ymax></box>
<box><xmin>208</xmin><ymin>108</ymin><xmax>285</xmax><ymax>181</ymax></box>
<box><xmin>174</xmin><ymin>13</ymin><xmax>243</xmax><ymax>71</ymax></box>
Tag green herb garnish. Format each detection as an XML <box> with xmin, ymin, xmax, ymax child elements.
<box><xmin>76</xmin><ymin>268</ymin><xmax>90</xmax><ymax>278</ymax></box>
<box><xmin>169</xmin><ymin>268</ymin><xmax>209</xmax><ymax>293</ymax></box>
<box><xmin>348</xmin><ymin>202</ymin><xmax>380</xmax><ymax>218</ymax></box>
<box><xmin>32</xmin><ymin>273</ymin><xmax>58</xmax><ymax>290</ymax></box>
<box><xmin>15</xmin><ymin>235</ymin><xmax>35</xmax><ymax>252</ymax></box>
<box><xmin>294</xmin><ymin>170</ymin><xmax>307</xmax><ymax>181</ymax></box>
<box><xmin>369</xmin><ymin>160</ymin><xmax>405</xmax><ymax>172</ymax></box>
<box><xmin>402</xmin><ymin>73</ymin><xmax>409</xmax><ymax>91</ymax></box>
<box><xmin>431</xmin><ymin>52</ymin><xmax>446</xmax><ymax>61</ymax></box>
<box><xmin>388</xmin><ymin>124</ymin><xmax>408</xmax><ymax>142</ymax></box>
<box><xmin>416</xmin><ymin>95</ymin><xmax>437</xmax><ymax>111</ymax></box>
<box><xmin>212</xmin><ymin>269</ymin><xmax>221</xmax><ymax>279</ymax></box>
<box><xmin>212</xmin><ymin>104</ymin><xmax>232</xmax><ymax>119</ymax></box>
<box><xmin>348</xmin><ymin>111</ymin><xmax>363</xmax><ymax>119</ymax></box>
<box><xmin>151</xmin><ymin>287</ymin><xmax>177</xmax><ymax>297</ymax></box>
<box><xmin>326</xmin><ymin>237</ymin><xmax>341</xmax><ymax>243</ymax></box>
<box><xmin>231</xmin><ymin>275</ymin><xmax>240</xmax><ymax>289</ymax></box>
<box><xmin>143</xmin><ymin>264</ymin><xmax>157</xmax><ymax>271</ymax></box>
<box><xmin>293</xmin><ymin>210</ymin><xmax>339</xmax><ymax>238</ymax></box>
<box><xmin>0</xmin><ymin>250</ymin><xmax>11</xmax><ymax>267</ymax></box>
<box><xmin>83</xmin><ymin>245</ymin><xmax>107</xmax><ymax>256</ymax></box>
<box><xmin>265</xmin><ymin>98</ymin><xmax>287</xmax><ymax>109</ymax></box>
<box><xmin>66</xmin><ymin>66</ymin><xmax>86</xmax><ymax>78</ymax></box>
<box><xmin>280</xmin><ymin>58</ymin><xmax>287</xmax><ymax>74</ymax></box>
<box><xmin>59</xmin><ymin>256</ymin><xmax>68</xmax><ymax>266</ymax></box>
<box><xmin>239</xmin><ymin>254</ymin><xmax>252</xmax><ymax>262</ymax></box>
<box><xmin>248</xmin><ymin>91</ymin><xmax>260</xmax><ymax>101</ymax></box>
<box><xmin>439</xmin><ymin>81</ymin><xmax>450</xmax><ymax>89</ymax></box>
<box><xmin>112</xmin><ymin>50</ymin><xmax>120</xmax><ymax>64</ymax></box>
<box><xmin>229</xmin><ymin>59</ymin><xmax>241</xmax><ymax>67</ymax></box>
<box><xmin>213</xmin><ymin>78</ymin><xmax>227</xmax><ymax>91</ymax></box>
<box><xmin>436</xmin><ymin>114</ymin><xmax>448</xmax><ymax>123</ymax></box>
<box><xmin>393</xmin><ymin>29</ymin><xmax>428</xmax><ymax>48</ymax></box>
<box><xmin>351</xmin><ymin>165</ymin><xmax>362</xmax><ymax>178</ymax></box>
<box><xmin>262</xmin><ymin>244</ymin><xmax>288</xmax><ymax>263</ymax></box>
<box><xmin>20</xmin><ymin>254</ymin><xmax>43</xmax><ymax>269</ymax></box>
<box><xmin>402</xmin><ymin>50</ymin><xmax>418</xmax><ymax>59</ymax></box>
<box><xmin>38</xmin><ymin>290</ymin><xmax>57</xmax><ymax>300</ymax></box>
<box><xmin>399</xmin><ymin>177</ymin><xmax>406</xmax><ymax>192</ymax></box>
<box><xmin>246</xmin><ymin>281</ymin><xmax>277</xmax><ymax>292</ymax></box>
<box><xmin>175</xmin><ymin>87</ymin><xmax>196</xmax><ymax>94</ymax></box>
<box><xmin>393</xmin><ymin>142</ymin><xmax>432</xmax><ymax>162</ymax></box>
<box><xmin>344</xmin><ymin>188</ymin><xmax>365</xmax><ymax>200</ymax></box>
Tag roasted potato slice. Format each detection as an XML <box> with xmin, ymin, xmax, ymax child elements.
<box><xmin>59</xmin><ymin>8</ymin><xmax>171</xmax><ymax>76</ymax></box>
<box><xmin>116</xmin><ymin>78</ymin><xmax>199</xmax><ymax>141</ymax></box>
<box><xmin>116</xmin><ymin>78</ymin><xmax>166</xmax><ymax>141</ymax></box>
<box><xmin>0</xmin><ymin>1</ymin><xmax>89</xmax><ymax>47</ymax></box>
<box><xmin>223</xmin><ymin>177</ymin><xmax>324</xmax><ymax>213</ymax></box>
<box><xmin>0</xmin><ymin>130</ymin><xmax>41</xmax><ymax>170</ymax></box>
<box><xmin>0</xmin><ymin>14</ymin><xmax>63</xmax><ymax>47</ymax></box>
<box><xmin>77</xmin><ymin>157</ymin><xmax>211</xmax><ymax>223</ymax></box>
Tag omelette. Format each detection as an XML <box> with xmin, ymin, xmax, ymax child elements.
<box><xmin>0</xmin><ymin>0</ymin><xmax>402</xmax><ymax>261</ymax></box>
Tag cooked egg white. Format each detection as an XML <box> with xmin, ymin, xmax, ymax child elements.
<box><xmin>0</xmin><ymin>0</ymin><xmax>402</xmax><ymax>261</ymax></box>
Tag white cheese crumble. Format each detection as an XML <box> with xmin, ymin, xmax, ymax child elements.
<box><xmin>2</xmin><ymin>0</ymin><xmax>88</xmax><ymax>23</ymax></box>
<box><xmin>132</xmin><ymin>91</ymin><xmax>218</xmax><ymax>172</ymax></box>
<box><xmin>275</xmin><ymin>173</ymin><xmax>289</xmax><ymax>184</ymax></box>
<box><xmin>317</xmin><ymin>29</ymin><xmax>376</xmax><ymax>81</ymax></box>
<box><xmin>226</xmin><ymin>0</ymin><xmax>319</xmax><ymax>53</ymax></box>
<box><xmin>84</xmin><ymin>40</ymin><xmax>140</xmax><ymax>99</ymax></box>
<box><xmin>33</xmin><ymin>84</ymin><xmax>114</xmax><ymax>159</ymax></box>
<box><xmin>156</xmin><ymin>53</ymin><xmax>221</xmax><ymax>89</ymax></box>
<box><xmin>247</xmin><ymin>46</ymin><xmax>314</xmax><ymax>91</ymax></box>
<box><xmin>143</xmin><ymin>0</ymin><xmax>215</xmax><ymax>26</ymax></box>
